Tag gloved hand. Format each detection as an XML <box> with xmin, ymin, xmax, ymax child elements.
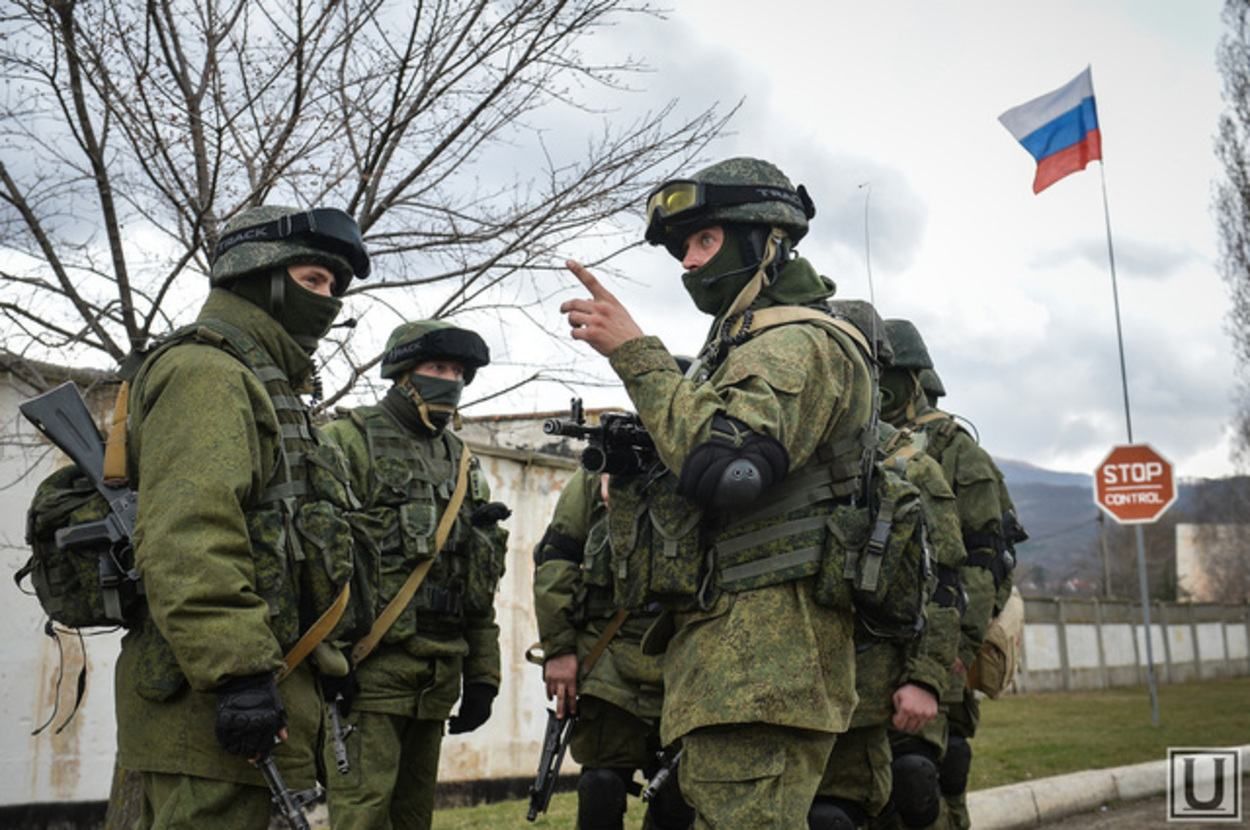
<box><xmin>471</xmin><ymin>501</ymin><xmax>512</xmax><ymax>527</ymax></box>
<box><xmin>215</xmin><ymin>673</ymin><xmax>286</xmax><ymax>757</ymax></box>
<box><xmin>320</xmin><ymin>669</ymin><xmax>360</xmax><ymax>716</ymax></box>
<box><xmin>447</xmin><ymin>682</ymin><xmax>496</xmax><ymax>734</ymax></box>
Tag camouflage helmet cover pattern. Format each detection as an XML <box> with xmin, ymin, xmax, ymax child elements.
<box><xmin>646</xmin><ymin>156</ymin><xmax>813</xmax><ymax>251</ymax></box>
<box><xmin>381</xmin><ymin>319</ymin><xmax>491</xmax><ymax>384</ymax></box>
<box><xmin>830</xmin><ymin>299</ymin><xmax>894</xmax><ymax>367</ymax></box>
<box><xmin>883</xmin><ymin>319</ymin><xmax>934</xmax><ymax>370</ymax></box>
<box><xmin>211</xmin><ymin>206</ymin><xmax>355</xmax><ymax>292</ymax></box>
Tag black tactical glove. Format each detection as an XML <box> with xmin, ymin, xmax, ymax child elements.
<box><xmin>471</xmin><ymin>501</ymin><xmax>512</xmax><ymax>527</ymax></box>
<box><xmin>214</xmin><ymin>673</ymin><xmax>286</xmax><ymax>757</ymax></box>
<box><xmin>447</xmin><ymin>682</ymin><xmax>496</xmax><ymax>734</ymax></box>
<box><xmin>320</xmin><ymin>669</ymin><xmax>360</xmax><ymax>716</ymax></box>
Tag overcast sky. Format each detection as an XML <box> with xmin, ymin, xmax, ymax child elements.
<box><xmin>473</xmin><ymin>0</ymin><xmax>1234</xmax><ymax>480</ymax></box>
<box><xmin>4</xmin><ymin>1</ymin><xmax>1233</xmax><ymax>481</ymax></box>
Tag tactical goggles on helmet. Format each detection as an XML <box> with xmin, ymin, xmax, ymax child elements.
<box><xmin>643</xmin><ymin>180</ymin><xmax>816</xmax><ymax>245</ymax></box>
<box><xmin>213</xmin><ymin>208</ymin><xmax>371</xmax><ymax>282</ymax></box>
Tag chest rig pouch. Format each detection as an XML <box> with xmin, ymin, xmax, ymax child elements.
<box><xmin>348</xmin><ymin>407</ymin><xmax>486</xmax><ymax>641</ymax></box>
<box><xmin>840</xmin><ymin>451</ymin><xmax>934</xmax><ymax>642</ymax></box>
<box><xmin>608</xmin><ymin>471</ymin><xmax>709</xmax><ymax>612</ymax></box>
<box><xmin>575</xmin><ymin>509</ymin><xmax>616</xmax><ymax>624</ymax></box>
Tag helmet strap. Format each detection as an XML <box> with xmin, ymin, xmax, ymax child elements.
<box><xmin>719</xmin><ymin>227</ymin><xmax>786</xmax><ymax>341</ymax></box>
<box><xmin>269</xmin><ymin>270</ymin><xmax>286</xmax><ymax>319</ymax></box>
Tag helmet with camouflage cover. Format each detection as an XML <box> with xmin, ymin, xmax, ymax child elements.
<box><xmin>211</xmin><ymin>206</ymin><xmax>369</xmax><ymax>296</ymax></box>
<box><xmin>882</xmin><ymin>319</ymin><xmax>934</xmax><ymax>371</ymax></box>
<box><xmin>918</xmin><ymin>368</ymin><xmax>945</xmax><ymax>399</ymax></box>
<box><xmin>381</xmin><ymin>320</ymin><xmax>490</xmax><ymax>384</ymax></box>
<box><xmin>644</xmin><ymin>157</ymin><xmax>816</xmax><ymax>257</ymax></box>
<box><xmin>830</xmin><ymin>299</ymin><xmax>894</xmax><ymax>367</ymax></box>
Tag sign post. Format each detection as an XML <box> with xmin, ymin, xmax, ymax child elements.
<box><xmin>1094</xmin><ymin>443</ymin><xmax>1176</xmax><ymax>726</ymax></box>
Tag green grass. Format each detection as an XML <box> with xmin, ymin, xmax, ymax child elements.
<box><xmin>432</xmin><ymin>676</ymin><xmax>1250</xmax><ymax>829</ymax></box>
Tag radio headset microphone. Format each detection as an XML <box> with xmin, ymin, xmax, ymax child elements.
<box><xmin>331</xmin><ymin>318</ymin><xmax>358</xmax><ymax>329</ymax></box>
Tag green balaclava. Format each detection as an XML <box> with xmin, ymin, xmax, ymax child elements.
<box><xmin>380</xmin><ymin>320</ymin><xmax>490</xmax><ymax>433</ymax></box>
<box><xmin>879</xmin><ymin>367</ymin><xmax>922</xmax><ymax>425</ymax></box>
<box><xmin>230</xmin><ymin>269</ymin><xmax>343</xmax><ymax>354</ymax></box>
<box><xmin>681</xmin><ymin>224</ymin><xmax>761</xmax><ymax>316</ymax></box>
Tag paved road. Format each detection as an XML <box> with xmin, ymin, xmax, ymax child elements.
<box><xmin>1049</xmin><ymin>795</ymin><xmax>1244</xmax><ymax>829</ymax></box>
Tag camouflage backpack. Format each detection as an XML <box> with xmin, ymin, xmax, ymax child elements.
<box><xmin>21</xmin><ymin>462</ymin><xmax>142</xmax><ymax>629</ymax></box>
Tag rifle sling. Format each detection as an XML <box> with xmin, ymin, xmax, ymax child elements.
<box><xmin>351</xmin><ymin>442</ymin><xmax>473</xmax><ymax>666</ymax></box>
<box><xmin>102</xmin><ymin>381</ymin><xmax>130</xmax><ymax>486</ymax></box>
<box><xmin>277</xmin><ymin>582</ymin><xmax>351</xmax><ymax>683</ymax></box>
<box><xmin>581</xmin><ymin>608</ymin><xmax>629</xmax><ymax>678</ymax></box>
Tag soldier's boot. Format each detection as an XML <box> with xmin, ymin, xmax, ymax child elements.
<box><xmin>577</xmin><ymin>767</ymin><xmax>631</xmax><ymax>830</ymax></box>
<box><xmin>641</xmin><ymin>772</ymin><xmax>695</xmax><ymax>830</ymax></box>
<box><xmin>808</xmin><ymin>796</ymin><xmax>865</xmax><ymax>830</ymax></box>
<box><xmin>938</xmin><ymin>735</ymin><xmax>972</xmax><ymax>830</ymax></box>
<box><xmin>891</xmin><ymin>751</ymin><xmax>941</xmax><ymax>828</ymax></box>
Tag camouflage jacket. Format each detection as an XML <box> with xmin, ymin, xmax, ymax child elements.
<box><xmin>533</xmin><ymin>467</ymin><xmax>663</xmax><ymax>720</ymax></box>
<box><xmin>321</xmin><ymin>403</ymin><xmax>506</xmax><ymax>717</ymax></box>
<box><xmin>608</xmin><ymin>261</ymin><xmax>875</xmax><ymax>742</ymax></box>
<box><xmin>116</xmin><ymin>289</ymin><xmax>332</xmax><ymax>787</ymax></box>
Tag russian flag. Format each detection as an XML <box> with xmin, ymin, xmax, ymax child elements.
<box><xmin>999</xmin><ymin>67</ymin><xmax>1101</xmax><ymax>194</ymax></box>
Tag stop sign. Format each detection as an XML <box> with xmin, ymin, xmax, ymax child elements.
<box><xmin>1093</xmin><ymin>443</ymin><xmax>1176</xmax><ymax>524</ymax></box>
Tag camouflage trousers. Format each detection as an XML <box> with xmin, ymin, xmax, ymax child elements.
<box><xmin>323</xmin><ymin>710</ymin><xmax>444</xmax><ymax>830</ymax></box>
<box><xmin>679</xmin><ymin>722</ymin><xmax>836</xmax><ymax>830</ymax></box>
<box><xmin>816</xmin><ymin>723</ymin><xmax>893</xmax><ymax>817</ymax></box>
<box><xmin>138</xmin><ymin>772</ymin><xmax>273</xmax><ymax>830</ymax></box>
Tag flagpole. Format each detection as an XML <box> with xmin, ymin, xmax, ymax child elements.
<box><xmin>1097</xmin><ymin>158</ymin><xmax>1160</xmax><ymax>727</ymax></box>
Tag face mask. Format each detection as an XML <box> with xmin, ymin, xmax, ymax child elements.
<box><xmin>231</xmin><ymin>269</ymin><xmax>342</xmax><ymax>353</ymax></box>
<box><xmin>879</xmin><ymin>368</ymin><xmax>920</xmax><ymax>425</ymax></box>
<box><xmin>397</xmin><ymin>373</ymin><xmax>464</xmax><ymax>432</ymax></box>
<box><xmin>680</xmin><ymin>227</ymin><xmax>757</xmax><ymax>316</ymax></box>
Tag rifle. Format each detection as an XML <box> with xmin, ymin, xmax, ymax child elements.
<box><xmin>641</xmin><ymin>746</ymin><xmax>682</xmax><ymax>803</ymax></box>
<box><xmin>20</xmin><ymin>382</ymin><xmax>141</xmax><ymax>623</ymax></box>
<box><xmin>543</xmin><ymin>398</ymin><xmax>656</xmax><ymax>476</ymax></box>
<box><xmin>255</xmin><ymin>746</ymin><xmax>322</xmax><ymax>830</ymax></box>
<box><xmin>327</xmin><ymin>694</ymin><xmax>355</xmax><ymax>774</ymax></box>
<box><xmin>525</xmin><ymin>708</ymin><xmax>576</xmax><ymax>821</ymax></box>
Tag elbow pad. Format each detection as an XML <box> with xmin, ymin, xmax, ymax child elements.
<box><xmin>678</xmin><ymin>414</ymin><xmax>789</xmax><ymax>510</ymax></box>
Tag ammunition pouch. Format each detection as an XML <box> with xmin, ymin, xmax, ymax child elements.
<box><xmin>609</xmin><ymin>474</ymin><xmax>709</xmax><ymax>611</ymax></box>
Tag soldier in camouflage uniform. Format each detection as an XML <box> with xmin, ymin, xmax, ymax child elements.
<box><xmin>879</xmin><ymin>319</ymin><xmax>1020</xmax><ymax>830</ymax></box>
<box><xmin>117</xmin><ymin>206</ymin><xmax>369</xmax><ymax>827</ymax></box>
<box><xmin>533</xmin><ymin>465</ymin><xmax>694</xmax><ymax>829</ymax></box>
<box><xmin>810</xmin><ymin>302</ymin><xmax>965</xmax><ymax>830</ymax></box>
<box><xmin>319</xmin><ymin>319</ymin><xmax>510</xmax><ymax>830</ymax></box>
<box><xmin>560</xmin><ymin>157</ymin><xmax>876</xmax><ymax>829</ymax></box>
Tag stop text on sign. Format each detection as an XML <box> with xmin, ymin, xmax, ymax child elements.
<box><xmin>1093</xmin><ymin>444</ymin><xmax>1176</xmax><ymax>524</ymax></box>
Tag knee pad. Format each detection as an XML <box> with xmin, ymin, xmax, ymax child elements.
<box><xmin>890</xmin><ymin>753</ymin><xmax>940</xmax><ymax>828</ymax></box>
<box><xmin>807</xmin><ymin>797</ymin><xmax>864</xmax><ymax>830</ymax></box>
<box><xmin>644</xmin><ymin>775</ymin><xmax>695</xmax><ymax>830</ymax></box>
<box><xmin>939</xmin><ymin>735</ymin><xmax>972</xmax><ymax>797</ymax></box>
<box><xmin>578</xmin><ymin>767</ymin><xmax>629</xmax><ymax>830</ymax></box>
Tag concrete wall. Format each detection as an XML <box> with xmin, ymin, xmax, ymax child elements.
<box><xmin>1016</xmin><ymin>598</ymin><xmax>1250</xmax><ymax>693</ymax></box>
<box><xmin>0</xmin><ymin>369</ymin><xmax>581</xmax><ymax>808</ymax></box>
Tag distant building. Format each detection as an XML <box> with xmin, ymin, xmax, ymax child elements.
<box><xmin>1176</xmin><ymin>523</ymin><xmax>1250</xmax><ymax>603</ymax></box>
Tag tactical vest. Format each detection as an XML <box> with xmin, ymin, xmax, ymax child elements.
<box><xmin>131</xmin><ymin>319</ymin><xmax>362</xmax><ymax>651</ymax></box>
<box><xmin>608</xmin><ymin>313</ymin><xmax>875</xmax><ymax>612</ymax></box>
<box><xmin>344</xmin><ymin>406</ymin><xmax>498</xmax><ymax>642</ymax></box>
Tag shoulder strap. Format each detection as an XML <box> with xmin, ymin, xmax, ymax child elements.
<box><xmin>350</xmin><ymin>441</ymin><xmax>473</xmax><ymax>665</ymax></box>
<box><xmin>101</xmin><ymin>382</ymin><xmax>131</xmax><ymax>485</ymax></box>
<box><xmin>277</xmin><ymin>584</ymin><xmax>351</xmax><ymax>682</ymax></box>
<box><xmin>737</xmin><ymin>305</ymin><xmax>874</xmax><ymax>357</ymax></box>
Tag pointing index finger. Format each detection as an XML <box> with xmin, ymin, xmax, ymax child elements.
<box><xmin>566</xmin><ymin>259</ymin><xmax>616</xmax><ymax>303</ymax></box>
